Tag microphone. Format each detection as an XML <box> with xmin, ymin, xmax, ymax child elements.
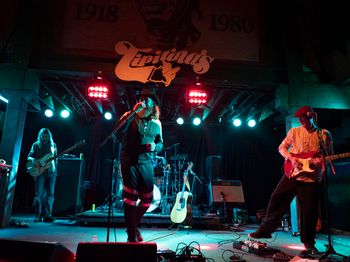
<box><xmin>133</xmin><ymin>101</ymin><xmax>146</xmax><ymax>113</ymax></box>
<box><xmin>136</xmin><ymin>101</ymin><xmax>146</xmax><ymax>110</ymax></box>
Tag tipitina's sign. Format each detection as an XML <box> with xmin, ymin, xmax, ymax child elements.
<box><xmin>114</xmin><ymin>41</ymin><xmax>214</xmax><ymax>86</ymax></box>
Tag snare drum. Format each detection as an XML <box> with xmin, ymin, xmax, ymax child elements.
<box><xmin>146</xmin><ymin>184</ymin><xmax>161</xmax><ymax>213</ymax></box>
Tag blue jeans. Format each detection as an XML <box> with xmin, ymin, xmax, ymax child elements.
<box><xmin>33</xmin><ymin>171</ymin><xmax>57</xmax><ymax>217</ymax></box>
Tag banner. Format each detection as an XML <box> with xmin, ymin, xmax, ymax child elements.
<box><xmin>59</xmin><ymin>0</ymin><xmax>261</xmax><ymax>62</ymax></box>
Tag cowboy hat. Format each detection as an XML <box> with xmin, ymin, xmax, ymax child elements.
<box><xmin>139</xmin><ymin>89</ymin><xmax>160</xmax><ymax>105</ymax></box>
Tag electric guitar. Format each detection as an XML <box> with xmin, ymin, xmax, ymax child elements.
<box><xmin>26</xmin><ymin>140</ymin><xmax>86</xmax><ymax>177</ymax></box>
<box><xmin>170</xmin><ymin>162</ymin><xmax>193</xmax><ymax>225</ymax></box>
<box><xmin>284</xmin><ymin>151</ymin><xmax>350</xmax><ymax>179</ymax></box>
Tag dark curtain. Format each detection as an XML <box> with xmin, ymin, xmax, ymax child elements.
<box><xmin>160</xmin><ymin>123</ymin><xmax>285</xmax><ymax>215</ymax></box>
<box><xmin>14</xmin><ymin>113</ymin><xmax>285</xmax><ymax>216</ymax></box>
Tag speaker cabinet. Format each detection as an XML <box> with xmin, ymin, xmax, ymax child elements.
<box><xmin>53</xmin><ymin>158</ymin><xmax>86</xmax><ymax>217</ymax></box>
<box><xmin>76</xmin><ymin>242</ymin><xmax>157</xmax><ymax>262</ymax></box>
<box><xmin>0</xmin><ymin>239</ymin><xmax>74</xmax><ymax>262</ymax></box>
<box><xmin>205</xmin><ymin>155</ymin><xmax>223</xmax><ymax>181</ymax></box>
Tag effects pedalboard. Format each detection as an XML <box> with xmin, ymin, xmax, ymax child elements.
<box><xmin>240</xmin><ymin>239</ymin><xmax>267</xmax><ymax>252</ymax></box>
<box><xmin>233</xmin><ymin>238</ymin><xmax>279</xmax><ymax>256</ymax></box>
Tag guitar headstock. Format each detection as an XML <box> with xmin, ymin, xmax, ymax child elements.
<box><xmin>75</xmin><ymin>140</ymin><xmax>86</xmax><ymax>148</ymax></box>
<box><xmin>184</xmin><ymin>162</ymin><xmax>193</xmax><ymax>174</ymax></box>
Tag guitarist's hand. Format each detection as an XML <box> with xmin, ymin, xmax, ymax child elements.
<box><xmin>312</xmin><ymin>157</ymin><xmax>323</xmax><ymax>168</ymax></box>
<box><xmin>290</xmin><ymin>156</ymin><xmax>302</xmax><ymax>170</ymax></box>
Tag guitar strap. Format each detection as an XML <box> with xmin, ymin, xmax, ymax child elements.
<box><xmin>317</xmin><ymin>128</ymin><xmax>336</xmax><ymax>175</ymax></box>
<box><xmin>317</xmin><ymin>129</ymin><xmax>326</xmax><ymax>155</ymax></box>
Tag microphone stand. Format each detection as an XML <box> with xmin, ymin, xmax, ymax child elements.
<box><xmin>221</xmin><ymin>192</ymin><xmax>227</xmax><ymax>221</ymax></box>
<box><xmin>316</xmin><ymin>128</ymin><xmax>347</xmax><ymax>260</ymax></box>
<box><xmin>100</xmin><ymin>109</ymin><xmax>137</xmax><ymax>242</ymax></box>
<box><xmin>100</xmin><ymin>109</ymin><xmax>137</xmax><ymax>148</ymax></box>
<box><xmin>190</xmin><ymin>171</ymin><xmax>202</xmax><ymax>211</ymax></box>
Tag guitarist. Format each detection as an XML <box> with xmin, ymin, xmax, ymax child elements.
<box><xmin>27</xmin><ymin>128</ymin><xmax>57</xmax><ymax>223</ymax></box>
<box><xmin>249</xmin><ymin>106</ymin><xmax>333</xmax><ymax>257</ymax></box>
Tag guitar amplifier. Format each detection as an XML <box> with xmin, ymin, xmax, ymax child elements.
<box><xmin>53</xmin><ymin>158</ymin><xmax>86</xmax><ymax>217</ymax></box>
<box><xmin>211</xmin><ymin>180</ymin><xmax>245</xmax><ymax>204</ymax></box>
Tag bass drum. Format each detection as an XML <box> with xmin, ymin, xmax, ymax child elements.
<box><xmin>146</xmin><ymin>184</ymin><xmax>161</xmax><ymax>213</ymax></box>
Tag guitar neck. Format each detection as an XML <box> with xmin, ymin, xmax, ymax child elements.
<box><xmin>44</xmin><ymin>142</ymin><xmax>83</xmax><ymax>163</ymax></box>
<box><xmin>179</xmin><ymin>172</ymin><xmax>187</xmax><ymax>196</ymax></box>
<box><xmin>326</xmin><ymin>152</ymin><xmax>350</xmax><ymax>162</ymax></box>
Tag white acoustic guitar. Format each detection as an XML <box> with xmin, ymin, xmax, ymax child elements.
<box><xmin>26</xmin><ymin>140</ymin><xmax>85</xmax><ymax>177</ymax></box>
<box><xmin>170</xmin><ymin>162</ymin><xmax>193</xmax><ymax>225</ymax></box>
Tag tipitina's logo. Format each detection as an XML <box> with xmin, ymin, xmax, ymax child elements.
<box><xmin>114</xmin><ymin>41</ymin><xmax>214</xmax><ymax>87</ymax></box>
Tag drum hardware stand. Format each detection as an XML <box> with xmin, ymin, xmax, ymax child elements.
<box><xmin>160</xmin><ymin>169</ymin><xmax>173</xmax><ymax>214</ymax></box>
<box><xmin>112</xmin><ymin>159</ymin><xmax>123</xmax><ymax>211</ymax></box>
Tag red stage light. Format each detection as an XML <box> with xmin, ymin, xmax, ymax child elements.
<box><xmin>87</xmin><ymin>84</ymin><xmax>109</xmax><ymax>100</ymax></box>
<box><xmin>187</xmin><ymin>89</ymin><xmax>208</xmax><ymax>105</ymax></box>
<box><xmin>87</xmin><ymin>72</ymin><xmax>110</xmax><ymax>100</ymax></box>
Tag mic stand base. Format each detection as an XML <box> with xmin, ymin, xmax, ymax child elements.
<box><xmin>318</xmin><ymin>243</ymin><xmax>348</xmax><ymax>261</ymax></box>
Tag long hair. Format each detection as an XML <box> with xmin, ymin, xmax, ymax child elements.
<box><xmin>36</xmin><ymin>128</ymin><xmax>54</xmax><ymax>147</ymax></box>
<box><xmin>151</xmin><ymin>105</ymin><xmax>161</xmax><ymax>120</ymax></box>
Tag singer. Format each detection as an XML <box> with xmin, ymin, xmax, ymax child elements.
<box><xmin>117</xmin><ymin>88</ymin><xmax>163</xmax><ymax>242</ymax></box>
<box><xmin>248</xmin><ymin>106</ymin><xmax>333</xmax><ymax>257</ymax></box>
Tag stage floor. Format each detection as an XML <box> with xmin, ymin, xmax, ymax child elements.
<box><xmin>1</xmin><ymin>213</ymin><xmax>349</xmax><ymax>261</ymax></box>
<box><xmin>75</xmin><ymin>207</ymin><xmax>222</xmax><ymax>229</ymax></box>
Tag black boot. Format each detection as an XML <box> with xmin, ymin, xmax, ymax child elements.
<box><xmin>126</xmin><ymin>229</ymin><xmax>137</xmax><ymax>242</ymax></box>
<box><xmin>34</xmin><ymin>214</ymin><xmax>43</xmax><ymax>222</ymax></box>
<box><xmin>135</xmin><ymin>228</ymin><xmax>143</xmax><ymax>242</ymax></box>
<box><xmin>135</xmin><ymin>206</ymin><xmax>148</xmax><ymax>242</ymax></box>
<box><xmin>124</xmin><ymin>203</ymin><xmax>137</xmax><ymax>242</ymax></box>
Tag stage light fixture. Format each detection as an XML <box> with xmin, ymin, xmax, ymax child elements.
<box><xmin>233</xmin><ymin>118</ymin><xmax>242</xmax><ymax>127</ymax></box>
<box><xmin>60</xmin><ymin>109</ymin><xmax>70</xmax><ymax>118</ymax></box>
<box><xmin>104</xmin><ymin>111</ymin><xmax>112</xmax><ymax>120</ymax></box>
<box><xmin>247</xmin><ymin>119</ymin><xmax>256</xmax><ymax>127</ymax></box>
<box><xmin>176</xmin><ymin>116</ymin><xmax>184</xmax><ymax>125</ymax></box>
<box><xmin>187</xmin><ymin>82</ymin><xmax>208</xmax><ymax>105</ymax></box>
<box><xmin>44</xmin><ymin>109</ymin><xmax>53</xmax><ymax>118</ymax></box>
<box><xmin>192</xmin><ymin>116</ymin><xmax>201</xmax><ymax>126</ymax></box>
<box><xmin>87</xmin><ymin>71</ymin><xmax>110</xmax><ymax>100</ymax></box>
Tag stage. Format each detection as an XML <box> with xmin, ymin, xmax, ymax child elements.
<box><xmin>0</xmin><ymin>213</ymin><xmax>349</xmax><ymax>261</ymax></box>
<box><xmin>76</xmin><ymin>208</ymin><xmax>222</xmax><ymax>229</ymax></box>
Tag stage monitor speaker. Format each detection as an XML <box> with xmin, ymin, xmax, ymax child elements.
<box><xmin>212</xmin><ymin>180</ymin><xmax>245</xmax><ymax>204</ymax></box>
<box><xmin>76</xmin><ymin>242</ymin><xmax>157</xmax><ymax>262</ymax></box>
<box><xmin>0</xmin><ymin>239</ymin><xmax>74</xmax><ymax>262</ymax></box>
<box><xmin>53</xmin><ymin>158</ymin><xmax>86</xmax><ymax>217</ymax></box>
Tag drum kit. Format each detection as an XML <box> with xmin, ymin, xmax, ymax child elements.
<box><xmin>109</xmin><ymin>143</ymin><xmax>193</xmax><ymax>214</ymax></box>
<box><xmin>147</xmin><ymin>152</ymin><xmax>189</xmax><ymax>214</ymax></box>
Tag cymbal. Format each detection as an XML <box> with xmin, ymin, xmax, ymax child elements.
<box><xmin>170</xmin><ymin>154</ymin><xmax>188</xmax><ymax>161</ymax></box>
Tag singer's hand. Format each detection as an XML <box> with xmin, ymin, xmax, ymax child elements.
<box><xmin>133</xmin><ymin>101</ymin><xmax>146</xmax><ymax>113</ymax></box>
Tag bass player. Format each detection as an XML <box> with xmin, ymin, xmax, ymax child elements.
<box><xmin>27</xmin><ymin>128</ymin><xmax>57</xmax><ymax>222</ymax></box>
<box><xmin>248</xmin><ymin>106</ymin><xmax>333</xmax><ymax>257</ymax></box>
